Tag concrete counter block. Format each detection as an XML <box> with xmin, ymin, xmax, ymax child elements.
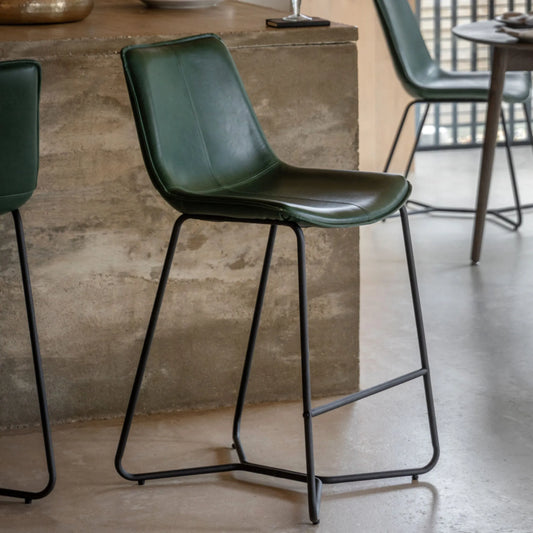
<box><xmin>0</xmin><ymin>0</ymin><xmax>360</xmax><ymax>427</ymax></box>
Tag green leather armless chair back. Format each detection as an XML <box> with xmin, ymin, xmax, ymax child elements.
<box><xmin>0</xmin><ymin>61</ymin><xmax>39</xmax><ymax>214</ymax></box>
<box><xmin>115</xmin><ymin>34</ymin><xmax>439</xmax><ymax>525</ymax></box>
<box><xmin>124</xmin><ymin>36</ymin><xmax>277</xmax><ymax>204</ymax></box>
<box><xmin>0</xmin><ymin>60</ymin><xmax>55</xmax><ymax>503</ymax></box>
<box><xmin>373</xmin><ymin>0</ymin><xmax>436</xmax><ymax>98</ymax></box>
<box><xmin>374</xmin><ymin>0</ymin><xmax>533</xmax><ymax>229</ymax></box>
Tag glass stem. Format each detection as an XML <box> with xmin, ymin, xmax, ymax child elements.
<box><xmin>291</xmin><ymin>0</ymin><xmax>301</xmax><ymax>17</ymax></box>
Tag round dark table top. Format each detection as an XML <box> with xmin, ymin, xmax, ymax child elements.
<box><xmin>452</xmin><ymin>20</ymin><xmax>523</xmax><ymax>46</ymax></box>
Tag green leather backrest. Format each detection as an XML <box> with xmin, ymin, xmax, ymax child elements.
<box><xmin>0</xmin><ymin>60</ymin><xmax>40</xmax><ymax>215</ymax></box>
<box><xmin>121</xmin><ymin>34</ymin><xmax>279</xmax><ymax>198</ymax></box>
<box><xmin>373</xmin><ymin>0</ymin><xmax>436</xmax><ymax>94</ymax></box>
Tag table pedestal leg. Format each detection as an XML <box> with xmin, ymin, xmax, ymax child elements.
<box><xmin>471</xmin><ymin>47</ymin><xmax>508</xmax><ymax>264</ymax></box>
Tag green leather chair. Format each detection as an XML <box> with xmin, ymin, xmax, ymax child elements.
<box><xmin>114</xmin><ymin>34</ymin><xmax>439</xmax><ymax>525</ymax></box>
<box><xmin>0</xmin><ymin>60</ymin><xmax>55</xmax><ymax>503</ymax></box>
<box><xmin>374</xmin><ymin>0</ymin><xmax>533</xmax><ymax>228</ymax></box>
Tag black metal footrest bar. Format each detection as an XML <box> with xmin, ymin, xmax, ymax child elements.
<box><xmin>311</xmin><ymin>368</ymin><xmax>427</xmax><ymax>418</ymax></box>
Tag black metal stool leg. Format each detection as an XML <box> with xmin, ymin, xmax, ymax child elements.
<box><xmin>293</xmin><ymin>224</ymin><xmax>320</xmax><ymax>525</ymax></box>
<box><xmin>496</xmin><ymin>109</ymin><xmax>522</xmax><ymax>229</ymax></box>
<box><xmin>0</xmin><ymin>209</ymin><xmax>56</xmax><ymax>503</ymax></box>
<box><xmin>115</xmin><ymin>215</ymin><xmax>187</xmax><ymax>481</ymax></box>
<box><xmin>234</xmin><ymin>223</ymin><xmax>321</xmax><ymax>523</ymax></box>
<box><xmin>232</xmin><ymin>225</ymin><xmax>277</xmax><ymax>462</ymax></box>
<box><xmin>384</xmin><ymin>100</ymin><xmax>418</xmax><ymax>173</ymax></box>
<box><xmin>384</xmin><ymin>101</ymin><xmax>446</xmax><ymax>218</ymax></box>
<box><xmin>308</xmin><ymin>210</ymin><xmax>438</xmax><ymax>487</ymax></box>
<box><xmin>399</xmin><ymin>207</ymin><xmax>440</xmax><ymax>473</ymax></box>
<box><xmin>383</xmin><ymin>100</ymin><xmax>429</xmax><ymax>178</ymax></box>
<box><xmin>404</xmin><ymin>103</ymin><xmax>430</xmax><ymax>178</ymax></box>
<box><xmin>523</xmin><ymin>101</ymin><xmax>533</xmax><ymax>152</ymax></box>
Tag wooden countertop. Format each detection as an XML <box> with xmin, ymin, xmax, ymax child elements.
<box><xmin>0</xmin><ymin>0</ymin><xmax>357</xmax><ymax>56</ymax></box>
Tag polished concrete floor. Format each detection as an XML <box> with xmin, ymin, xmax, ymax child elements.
<box><xmin>2</xmin><ymin>148</ymin><xmax>533</xmax><ymax>532</ymax></box>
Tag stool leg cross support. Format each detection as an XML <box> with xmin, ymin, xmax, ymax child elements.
<box><xmin>115</xmin><ymin>208</ymin><xmax>439</xmax><ymax>525</ymax></box>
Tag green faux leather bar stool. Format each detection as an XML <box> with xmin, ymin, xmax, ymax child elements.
<box><xmin>0</xmin><ymin>60</ymin><xmax>55</xmax><ymax>503</ymax></box>
<box><xmin>114</xmin><ymin>34</ymin><xmax>439</xmax><ymax>525</ymax></box>
<box><xmin>374</xmin><ymin>0</ymin><xmax>533</xmax><ymax>228</ymax></box>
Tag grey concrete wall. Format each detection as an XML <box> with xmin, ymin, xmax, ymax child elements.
<box><xmin>0</xmin><ymin>3</ymin><xmax>359</xmax><ymax>428</ymax></box>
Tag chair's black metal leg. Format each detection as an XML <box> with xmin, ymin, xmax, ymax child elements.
<box><xmin>232</xmin><ymin>225</ymin><xmax>277</xmax><ymax>462</ymax></box>
<box><xmin>523</xmin><ymin>101</ymin><xmax>533</xmax><ymax>151</ymax></box>
<box><xmin>498</xmin><ymin>109</ymin><xmax>522</xmax><ymax>229</ymax></box>
<box><xmin>383</xmin><ymin>100</ymin><xmax>429</xmax><ymax>178</ymax></box>
<box><xmin>404</xmin><ymin>103</ymin><xmax>430</xmax><ymax>178</ymax></box>
<box><xmin>383</xmin><ymin>101</ymin><xmax>434</xmax><ymax>219</ymax></box>
<box><xmin>399</xmin><ymin>207</ymin><xmax>439</xmax><ymax>474</ymax></box>
<box><xmin>0</xmin><ymin>210</ymin><xmax>56</xmax><ymax>503</ymax></box>
<box><xmin>115</xmin><ymin>214</ymin><xmax>188</xmax><ymax>481</ymax></box>
<box><xmin>292</xmin><ymin>224</ymin><xmax>320</xmax><ymax>525</ymax></box>
<box><xmin>383</xmin><ymin>101</ymin><xmax>418</xmax><ymax>173</ymax></box>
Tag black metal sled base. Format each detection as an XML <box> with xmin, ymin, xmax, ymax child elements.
<box><xmin>115</xmin><ymin>210</ymin><xmax>439</xmax><ymax>525</ymax></box>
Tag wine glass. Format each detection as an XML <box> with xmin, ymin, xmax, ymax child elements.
<box><xmin>283</xmin><ymin>0</ymin><xmax>311</xmax><ymax>21</ymax></box>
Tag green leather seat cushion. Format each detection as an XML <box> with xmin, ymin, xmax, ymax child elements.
<box><xmin>407</xmin><ymin>68</ymin><xmax>530</xmax><ymax>104</ymax></box>
<box><xmin>162</xmin><ymin>162</ymin><xmax>411</xmax><ymax>228</ymax></box>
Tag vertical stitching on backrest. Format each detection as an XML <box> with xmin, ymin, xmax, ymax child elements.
<box><xmin>175</xmin><ymin>50</ymin><xmax>223</xmax><ymax>190</ymax></box>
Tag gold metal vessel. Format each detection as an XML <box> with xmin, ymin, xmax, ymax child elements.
<box><xmin>0</xmin><ymin>0</ymin><xmax>94</xmax><ymax>24</ymax></box>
